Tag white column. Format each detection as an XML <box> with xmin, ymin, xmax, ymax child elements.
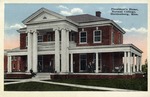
<box><xmin>70</xmin><ymin>53</ymin><xmax>73</xmax><ymax>73</ymax></box>
<box><xmin>95</xmin><ymin>52</ymin><xmax>99</xmax><ymax>73</ymax></box>
<box><xmin>124</xmin><ymin>52</ymin><xmax>127</xmax><ymax>73</ymax></box>
<box><xmin>66</xmin><ymin>30</ymin><xmax>70</xmax><ymax>72</ymax></box>
<box><xmin>27</xmin><ymin>32</ymin><xmax>32</xmax><ymax>72</ymax></box>
<box><xmin>17</xmin><ymin>57</ymin><xmax>20</xmax><ymax>71</ymax></box>
<box><xmin>133</xmin><ymin>54</ymin><xmax>135</xmax><ymax>72</ymax></box>
<box><xmin>127</xmin><ymin>52</ymin><xmax>131</xmax><ymax>74</ymax></box>
<box><xmin>33</xmin><ymin>31</ymin><xmax>38</xmax><ymax>72</ymax></box>
<box><xmin>136</xmin><ymin>56</ymin><xmax>139</xmax><ymax>72</ymax></box>
<box><xmin>139</xmin><ymin>56</ymin><xmax>142</xmax><ymax>72</ymax></box>
<box><xmin>7</xmin><ymin>56</ymin><xmax>12</xmax><ymax>73</ymax></box>
<box><xmin>61</xmin><ymin>28</ymin><xmax>67</xmax><ymax>72</ymax></box>
<box><xmin>55</xmin><ymin>29</ymin><xmax>60</xmax><ymax>72</ymax></box>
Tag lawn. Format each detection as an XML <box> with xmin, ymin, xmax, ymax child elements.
<box><xmin>4</xmin><ymin>82</ymin><xmax>103</xmax><ymax>91</ymax></box>
<box><xmin>48</xmin><ymin>78</ymin><xmax>147</xmax><ymax>91</ymax></box>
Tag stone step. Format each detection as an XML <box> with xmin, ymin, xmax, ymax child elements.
<box><xmin>34</xmin><ymin>73</ymin><xmax>51</xmax><ymax>80</ymax></box>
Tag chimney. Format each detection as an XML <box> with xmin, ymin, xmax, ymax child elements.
<box><xmin>96</xmin><ymin>11</ymin><xmax>101</xmax><ymax>17</ymax></box>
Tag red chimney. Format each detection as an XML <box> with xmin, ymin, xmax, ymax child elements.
<box><xmin>96</xmin><ymin>11</ymin><xmax>101</xmax><ymax>17</ymax></box>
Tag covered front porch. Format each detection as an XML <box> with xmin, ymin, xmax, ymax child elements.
<box><xmin>68</xmin><ymin>44</ymin><xmax>143</xmax><ymax>75</ymax></box>
<box><xmin>5</xmin><ymin>44</ymin><xmax>143</xmax><ymax>77</ymax></box>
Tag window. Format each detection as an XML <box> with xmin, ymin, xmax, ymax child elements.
<box><xmin>38</xmin><ymin>35</ymin><xmax>43</xmax><ymax>42</ymax></box>
<box><xmin>118</xmin><ymin>34</ymin><xmax>121</xmax><ymax>44</ymax></box>
<box><xmin>93</xmin><ymin>30</ymin><xmax>102</xmax><ymax>43</ymax></box>
<box><xmin>80</xmin><ymin>31</ymin><xmax>87</xmax><ymax>43</ymax></box>
<box><xmin>112</xmin><ymin>32</ymin><xmax>114</xmax><ymax>44</ymax></box>
<box><xmin>47</xmin><ymin>34</ymin><xmax>51</xmax><ymax>41</ymax></box>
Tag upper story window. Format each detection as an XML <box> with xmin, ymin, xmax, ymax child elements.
<box><xmin>118</xmin><ymin>34</ymin><xmax>121</xmax><ymax>44</ymax></box>
<box><xmin>79</xmin><ymin>31</ymin><xmax>87</xmax><ymax>44</ymax></box>
<box><xmin>38</xmin><ymin>35</ymin><xmax>43</xmax><ymax>42</ymax></box>
<box><xmin>93</xmin><ymin>30</ymin><xmax>102</xmax><ymax>43</ymax></box>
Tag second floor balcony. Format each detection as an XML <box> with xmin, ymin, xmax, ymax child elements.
<box><xmin>38</xmin><ymin>41</ymin><xmax>76</xmax><ymax>51</ymax></box>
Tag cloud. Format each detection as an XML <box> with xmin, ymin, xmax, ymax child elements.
<box><xmin>114</xmin><ymin>20</ymin><xmax>122</xmax><ymax>24</ymax></box>
<box><xmin>60</xmin><ymin>8</ymin><xmax>84</xmax><ymax>16</ymax></box>
<box><xmin>10</xmin><ymin>24</ymin><xmax>23</xmax><ymax>29</ymax></box>
<box><xmin>123</xmin><ymin>27</ymin><xmax>147</xmax><ymax>34</ymax></box>
<box><xmin>58</xmin><ymin>5</ymin><xmax>69</xmax><ymax>9</ymax></box>
<box><xmin>60</xmin><ymin>11</ymin><xmax>72</xmax><ymax>16</ymax></box>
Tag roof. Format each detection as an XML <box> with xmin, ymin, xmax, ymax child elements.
<box><xmin>67</xmin><ymin>14</ymin><xmax>110</xmax><ymax>23</ymax></box>
<box><xmin>19</xmin><ymin>8</ymin><xmax>125</xmax><ymax>34</ymax></box>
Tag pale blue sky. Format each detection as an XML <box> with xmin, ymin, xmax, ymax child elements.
<box><xmin>4</xmin><ymin>4</ymin><xmax>148</xmax><ymax>63</ymax></box>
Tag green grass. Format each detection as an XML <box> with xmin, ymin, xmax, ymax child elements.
<box><xmin>48</xmin><ymin>78</ymin><xmax>147</xmax><ymax>91</ymax></box>
<box><xmin>4</xmin><ymin>82</ymin><xmax>104</xmax><ymax>91</ymax></box>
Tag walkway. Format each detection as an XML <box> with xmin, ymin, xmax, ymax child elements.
<box><xmin>4</xmin><ymin>78</ymin><xmax>135</xmax><ymax>91</ymax></box>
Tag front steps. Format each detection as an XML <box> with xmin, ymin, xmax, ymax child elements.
<box><xmin>33</xmin><ymin>73</ymin><xmax>51</xmax><ymax>80</ymax></box>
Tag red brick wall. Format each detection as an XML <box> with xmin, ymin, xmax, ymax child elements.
<box><xmin>20</xmin><ymin>33</ymin><xmax>27</xmax><ymax>49</ymax></box>
<box><xmin>102</xmin><ymin>53</ymin><xmax>112</xmax><ymax>73</ymax></box>
<box><xmin>76</xmin><ymin>26</ymin><xmax>112</xmax><ymax>46</ymax></box>
<box><xmin>4</xmin><ymin>55</ymin><xmax>7</xmax><ymax>72</ymax></box>
<box><xmin>76</xmin><ymin>26</ymin><xmax>123</xmax><ymax>46</ymax></box>
<box><xmin>73</xmin><ymin>54</ymin><xmax>79</xmax><ymax>72</ymax></box>
<box><xmin>20</xmin><ymin>56</ymin><xmax>27</xmax><ymax>72</ymax></box>
<box><xmin>72</xmin><ymin>53</ymin><xmax>123</xmax><ymax>73</ymax></box>
<box><xmin>113</xmin><ymin>27</ymin><xmax>123</xmax><ymax>44</ymax></box>
<box><xmin>51</xmin><ymin>74</ymin><xmax>143</xmax><ymax>80</ymax></box>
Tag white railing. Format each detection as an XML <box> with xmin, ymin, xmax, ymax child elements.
<box><xmin>38</xmin><ymin>41</ymin><xmax>76</xmax><ymax>50</ymax></box>
<box><xmin>38</xmin><ymin>41</ymin><xmax>55</xmax><ymax>50</ymax></box>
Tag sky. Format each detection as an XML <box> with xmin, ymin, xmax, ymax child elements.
<box><xmin>4</xmin><ymin>4</ymin><xmax>147</xmax><ymax>64</ymax></box>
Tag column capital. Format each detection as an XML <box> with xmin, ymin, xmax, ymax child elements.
<box><xmin>53</xmin><ymin>27</ymin><xmax>71</xmax><ymax>32</ymax></box>
<box><xmin>27</xmin><ymin>30</ymin><xmax>36</xmax><ymax>34</ymax></box>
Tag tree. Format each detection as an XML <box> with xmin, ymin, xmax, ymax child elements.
<box><xmin>142</xmin><ymin>59</ymin><xmax>147</xmax><ymax>78</ymax></box>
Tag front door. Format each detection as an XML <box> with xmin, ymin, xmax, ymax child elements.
<box><xmin>38</xmin><ymin>55</ymin><xmax>43</xmax><ymax>72</ymax></box>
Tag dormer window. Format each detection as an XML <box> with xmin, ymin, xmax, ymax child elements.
<box><xmin>79</xmin><ymin>31</ymin><xmax>87</xmax><ymax>44</ymax></box>
<box><xmin>93</xmin><ymin>30</ymin><xmax>102</xmax><ymax>43</ymax></box>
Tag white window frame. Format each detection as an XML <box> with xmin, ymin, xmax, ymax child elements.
<box><xmin>93</xmin><ymin>30</ymin><xmax>102</xmax><ymax>43</ymax></box>
<box><xmin>38</xmin><ymin>35</ymin><xmax>43</xmax><ymax>42</ymax></box>
<box><xmin>79</xmin><ymin>31</ymin><xmax>87</xmax><ymax>44</ymax></box>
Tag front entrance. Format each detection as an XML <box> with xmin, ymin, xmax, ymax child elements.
<box><xmin>38</xmin><ymin>55</ymin><xmax>54</xmax><ymax>73</ymax></box>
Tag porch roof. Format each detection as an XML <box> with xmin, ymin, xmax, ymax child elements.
<box><xmin>69</xmin><ymin>44</ymin><xmax>143</xmax><ymax>56</ymax></box>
